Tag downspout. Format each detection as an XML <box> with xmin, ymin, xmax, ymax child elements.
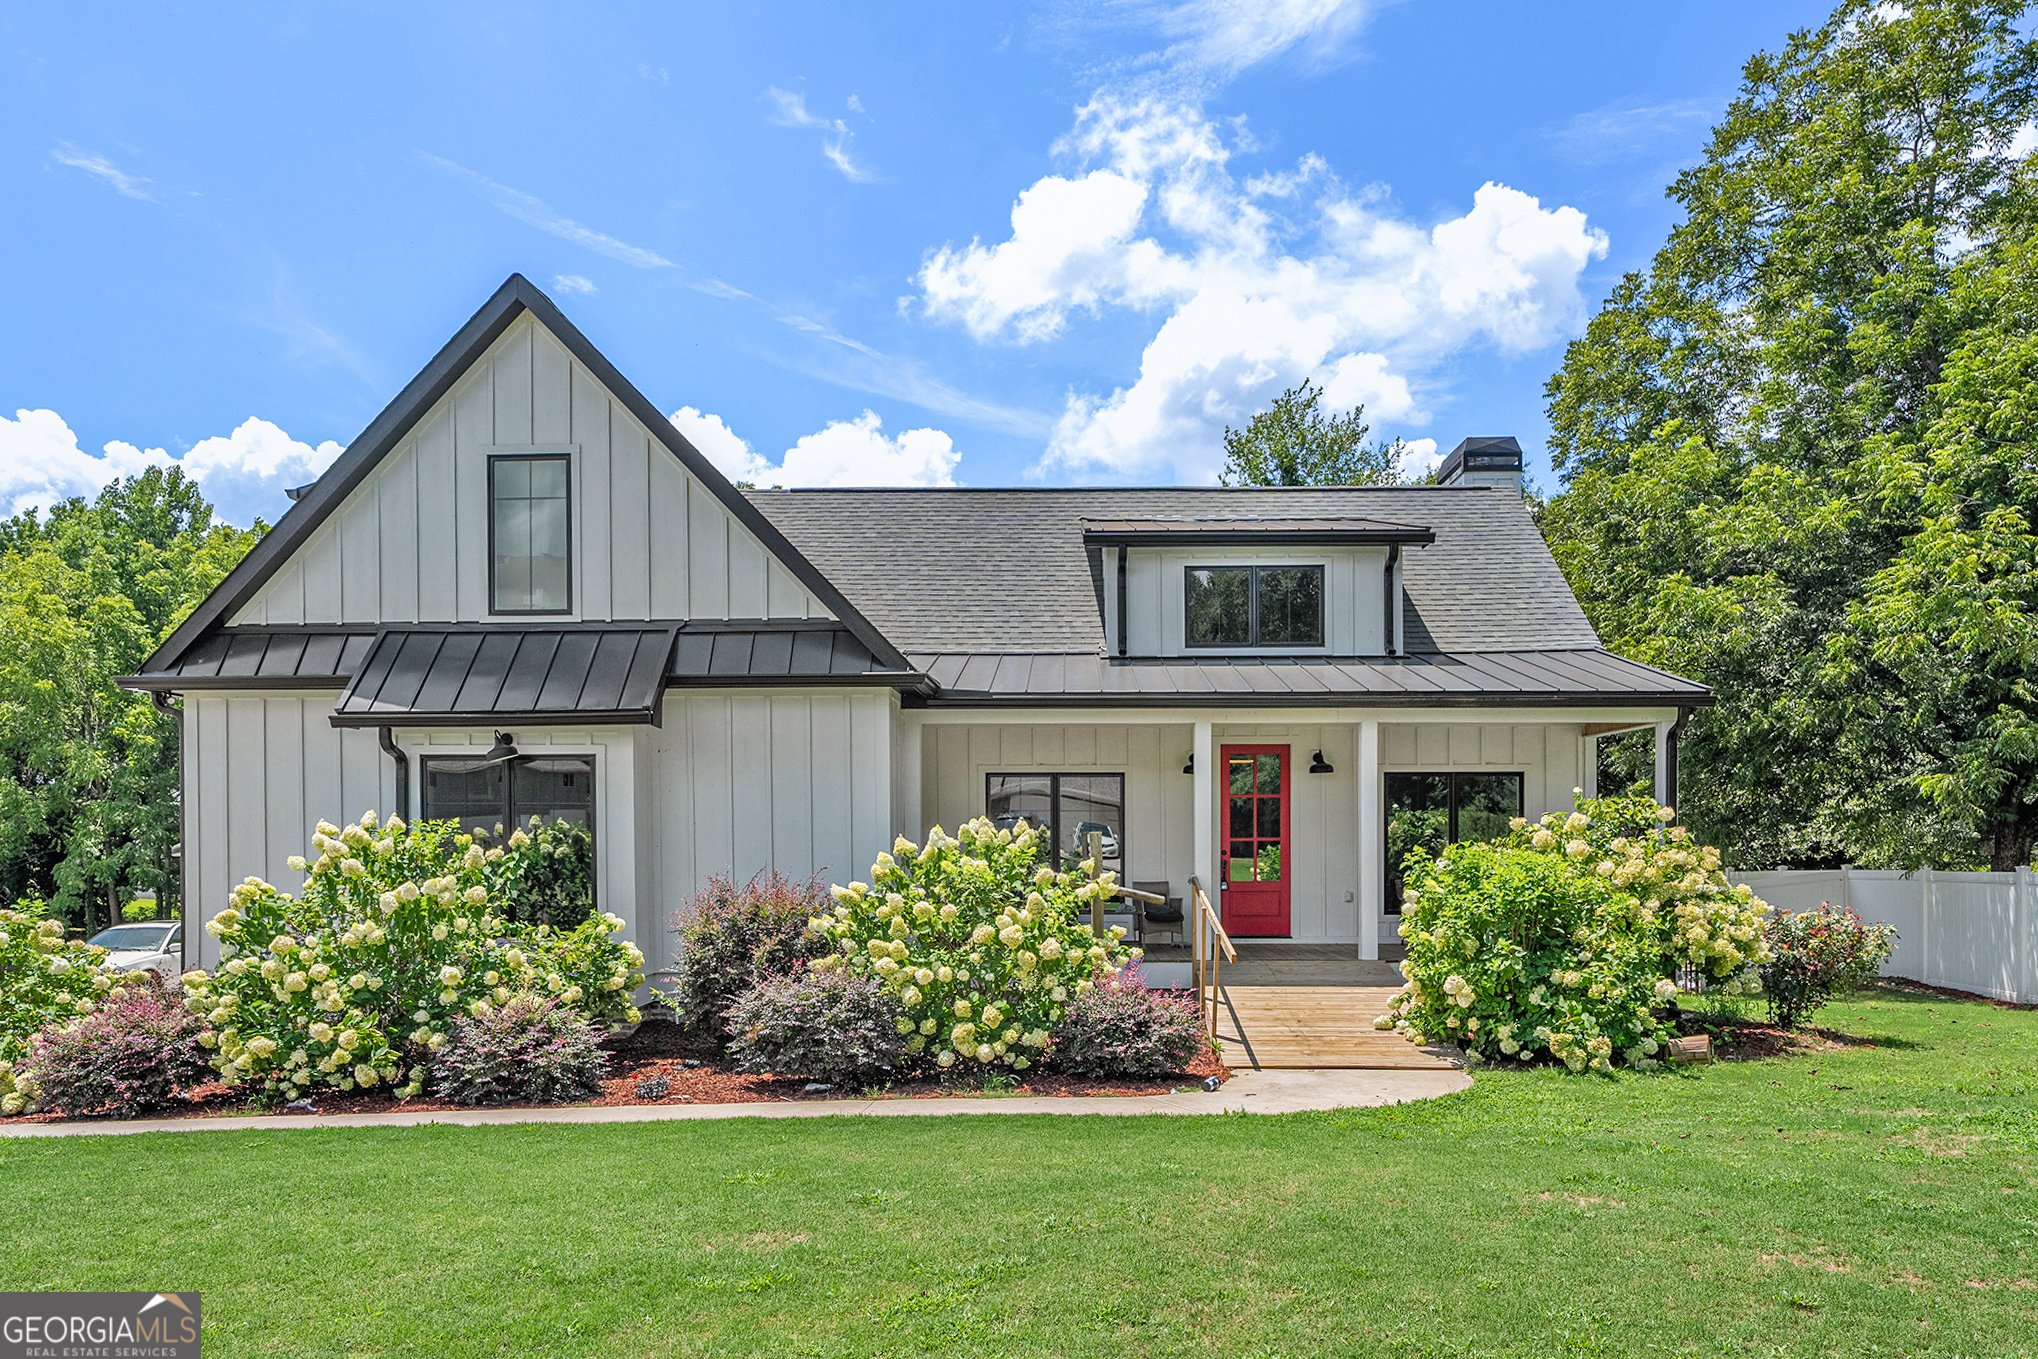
<box><xmin>1665</xmin><ymin>707</ymin><xmax>1691</xmax><ymax>814</ymax></box>
<box><xmin>1383</xmin><ymin>544</ymin><xmax>1401</xmax><ymax>656</ymax></box>
<box><xmin>151</xmin><ymin>690</ymin><xmax>185</xmax><ymax>969</ymax></box>
<box><xmin>1116</xmin><ymin>547</ymin><xmax>1129</xmax><ymax>657</ymax></box>
<box><xmin>378</xmin><ymin>726</ymin><xmax>410</xmax><ymax>822</ymax></box>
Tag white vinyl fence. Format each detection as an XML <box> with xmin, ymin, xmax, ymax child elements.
<box><xmin>1727</xmin><ymin>867</ymin><xmax>2038</xmax><ymax>1005</ymax></box>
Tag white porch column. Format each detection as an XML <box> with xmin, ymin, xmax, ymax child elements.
<box><xmin>1581</xmin><ymin>734</ymin><xmax>1599</xmax><ymax>798</ymax></box>
<box><xmin>1357</xmin><ymin>718</ymin><xmax>1381</xmax><ymax>961</ymax></box>
<box><xmin>895</xmin><ymin>714</ymin><xmax>923</xmax><ymax>840</ymax></box>
<box><xmin>1653</xmin><ymin>720</ymin><xmax>1672</xmax><ymax>806</ymax></box>
<box><xmin>1192</xmin><ymin>719</ymin><xmax>1215</xmax><ymax>906</ymax></box>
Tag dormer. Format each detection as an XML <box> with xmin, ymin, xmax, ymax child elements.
<box><xmin>1084</xmin><ymin>516</ymin><xmax>1435</xmax><ymax>659</ymax></box>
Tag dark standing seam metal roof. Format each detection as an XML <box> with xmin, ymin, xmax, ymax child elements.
<box><xmin>745</xmin><ymin>487</ymin><xmax>1602</xmax><ymax>655</ymax></box>
<box><xmin>332</xmin><ymin>627</ymin><xmax>677</xmax><ymax>727</ymax></box>
<box><xmin>131</xmin><ymin>273</ymin><xmax>910</xmax><ymax>680</ymax></box>
<box><xmin>904</xmin><ymin>649</ymin><xmax>1710</xmax><ymax>707</ymax></box>
<box><xmin>1079</xmin><ymin>516</ymin><xmax>1436</xmax><ymax>546</ymax></box>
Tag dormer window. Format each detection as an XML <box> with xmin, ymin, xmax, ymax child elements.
<box><xmin>1185</xmin><ymin>565</ymin><xmax>1323</xmax><ymax>648</ymax></box>
<box><xmin>490</xmin><ymin>455</ymin><xmax>571</xmax><ymax>614</ymax></box>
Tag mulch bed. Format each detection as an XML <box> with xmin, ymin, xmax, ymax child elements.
<box><xmin>11</xmin><ymin>1017</ymin><xmax>1231</xmax><ymax>1125</ymax></box>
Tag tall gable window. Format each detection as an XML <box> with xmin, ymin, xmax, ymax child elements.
<box><xmin>490</xmin><ymin>455</ymin><xmax>571</xmax><ymax>614</ymax></box>
<box><xmin>1185</xmin><ymin>565</ymin><xmax>1323</xmax><ymax>648</ymax></box>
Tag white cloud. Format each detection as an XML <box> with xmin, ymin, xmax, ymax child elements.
<box><xmin>765</xmin><ymin>87</ymin><xmax>875</xmax><ymax>183</ymax></box>
<box><xmin>1396</xmin><ymin>437</ymin><xmax>1440</xmax><ymax>481</ymax></box>
<box><xmin>0</xmin><ymin>410</ymin><xmax>342</xmax><ymax>522</ymax></box>
<box><xmin>670</xmin><ymin>407</ymin><xmax>957</xmax><ymax>487</ymax></box>
<box><xmin>1548</xmin><ymin>98</ymin><xmax>1713</xmax><ymax>167</ymax></box>
<box><xmin>50</xmin><ymin>142</ymin><xmax>156</xmax><ymax>200</ymax></box>
<box><xmin>415</xmin><ymin>153</ymin><xmax>675</xmax><ymax>268</ymax></box>
<box><xmin>916</xmin><ymin>96</ymin><xmax>1605</xmax><ymax>480</ymax></box>
<box><xmin>551</xmin><ymin>274</ymin><xmax>597</xmax><ymax>294</ymax></box>
<box><xmin>1135</xmin><ymin>0</ymin><xmax>1381</xmax><ymax>86</ymax></box>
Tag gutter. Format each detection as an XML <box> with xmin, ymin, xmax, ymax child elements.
<box><xmin>1383</xmin><ymin>544</ymin><xmax>1401</xmax><ymax>657</ymax></box>
<box><xmin>378</xmin><ymin>726</ymin><xmax>409</xmax><ymax>822</ymax></box>
<box><xmin>1665</xmin><ymin>706</ymin><xmax>1692</xmax><ymax>814</ymax></box>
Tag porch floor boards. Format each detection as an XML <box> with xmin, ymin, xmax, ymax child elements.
<box><xmin>1214</xmin><ymin>986</ymin><xmax>1453</xmax><ymax>1071</ymax></box>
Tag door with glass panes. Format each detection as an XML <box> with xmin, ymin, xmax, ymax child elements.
<box><xmin>1383</xmin><ymin>772</ymin><xmax>1524</xmax><ymax>915</ymax></box>
<box><xmin>1222</xmin><ymin>745</ymin><xmax>1290</xmax><ymax>936</ymax></box>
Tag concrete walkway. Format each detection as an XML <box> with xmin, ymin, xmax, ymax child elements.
<box><xmin>0</xmin><ymin>1067</ymin><xmax>1471</xmax><ymax>1139</ymax></box>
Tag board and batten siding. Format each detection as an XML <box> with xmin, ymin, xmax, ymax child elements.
<box><xmin>229</xmin><ymin>313</ymin><xmax>834</xmax><ymax>627</ymax></box>
<box><xmin>645</xmin><ymin>689</ymin><xmax>895</xmax><ymax>977</ymax></box>
<box><xmin>182</xmin><ymin>692</ymin><xmax>398</xmax><ymax>972</ymax></box>
<box><xmin>1116</xmin><ymin>546</ymin><xmax>1390</xmax><ymax>657</ymax></box>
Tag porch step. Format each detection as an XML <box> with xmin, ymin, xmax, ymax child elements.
<box><xmin>1220</xmin><ymin>960</ymin><xmax>1404</xmax><ymax>987</ymax></box>
<box><xmin>1216</xmin><ymin>986</ymin><xmax>1456</xmax><ymax>1071</ymax></box>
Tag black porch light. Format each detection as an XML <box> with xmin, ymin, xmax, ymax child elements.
<box><xmin>1308</xmin><ymin>749</ymin><xmax>1335</xmax><ymax>774</ymax></box>
<box><xmin>481</xmin><ymin>731</ymin><xmax>519</xmax><ymax>766</ymax></box>
<box><xmin>1182</xmin><ymin>753</ymin><xmax>1195</xmax><ymax>775</ymax></box>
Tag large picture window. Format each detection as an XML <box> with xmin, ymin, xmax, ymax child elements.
<box><xmin>1383</xmin><ymin>771</ymin><xmax>1523</xmax><ymax>913</ymax></box>
<box><xmin>985</xmin><ymin>772</ymin><xmax>1124</xmax><ymax>876</ymax></box>
<box><xmin>1185</xmin><ymin>565</ymin><xmax>1324</xmax><ymax>648</ymax></box>
<box><xmin>490</xmin><ymin>455</ymin><xmax>571</xmax><ymax>614</ymax></box>
<box><xmin>421</xmin><ymin>754</ymin><xmax>596</xmax><ymax>925</ymax></box>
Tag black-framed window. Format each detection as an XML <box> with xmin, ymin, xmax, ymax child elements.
<box><xmin>1384</xmin><ymin>771</ymin><xmax>1523</xmax><ymax>913</ymax></box>
<box><xmin>490</xmin><ymin>455</ymin><xmax>571</xmax><ymax>614</ymax></box>
<box><xmin>1185</xmin><ymin>565</ymin><xmax>1324</xmax><ymax>648</ymax></box>
<box><xmin>422</xmin><ymin>754</ymin><xmax>594</xmax><ymax>839</ymax></box>
<box><xmin>986</xmin><ymin>772</ymin><xmax>1124</xmax><ymax>876</ymax></box>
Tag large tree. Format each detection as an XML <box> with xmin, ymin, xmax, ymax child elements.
<box><xmin>1219</xmin><ymin>381</ymin><xmax>1407</xmax><ymax>486</ymax></box>
<box><xmin>1539</xmin><ymin>0</ymin><xmax>2038</xmax><ymax>868</ymax></box>
<box><xmin>0</xmin><ymin>469</ymin><xmax>261</xmax><ymax>929</ymax></box>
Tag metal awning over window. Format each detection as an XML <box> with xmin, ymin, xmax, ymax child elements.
<box><xmin>331</xmin><ymin>627</ymin><xmax>676</xmax><ymax>728</ymax></box>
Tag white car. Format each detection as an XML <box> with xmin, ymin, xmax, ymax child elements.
<box><xmin>86</xmin><ymin>921</ymin><xmax>185</xmax><ymax>989</ymax></box>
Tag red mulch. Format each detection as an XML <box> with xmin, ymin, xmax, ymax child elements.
<box><xmin>12</xmin><ymin>1017</ymin><xmax>1231</xmax><ymax>1124</ymax></box>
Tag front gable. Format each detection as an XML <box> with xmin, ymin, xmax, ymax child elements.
<box><xmin>145</xmin><ymin>276</ymin><xmax>905</xmax><ymax>672</ymax></box>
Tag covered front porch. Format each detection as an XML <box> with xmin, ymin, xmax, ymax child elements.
<box><xmin>898</xmin><ymin>704</ymin><xmax>1685</xmax><ymax>961</ymax></box>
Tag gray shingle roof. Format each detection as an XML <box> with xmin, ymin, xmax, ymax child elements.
<box><xmin>745</xmin><ymin>486</ymin><xmax>1600</xmax><ymax>654</ymax></box>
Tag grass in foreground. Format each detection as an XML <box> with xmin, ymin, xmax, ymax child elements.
<box><xmin>4</xmin><ymin>982</ymin><xmax>2035</xmax><ymax>1357</ymax></box>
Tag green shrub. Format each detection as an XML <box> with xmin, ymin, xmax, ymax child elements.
<box><xmin>21</xmin><ymin>981</ymin><xmax>213</xmax><ymax>1118</ymax></box>
<box><xmin>176</xmin><ymin>810</ymin><xmax>643</xmax><ymax>1101</ymax></box>
<box><xmin>0</xmin><ymin>900</ymin><xmax>135</xmax><ymax>1108</ymax></box>
<box><xmin>808</xmin><ymin>817</ymin><xmax>1136</xmax><ymax>1073</ymax></box>
<box><xmin>1384</xmin><ymin>793</ymin><xmax>1772</xmax><ymax>1072</ymax></box>
<box><xmin>486</xmin><ymin>818</ymin><xmax>594</xmax><ymax>929</ymax></box>
<box><xmin>724</xmin><ymin>966</ymin><xmax>909</xmax><ymax>1084</ymax></box>
<box><xmin>1050</xmin><ymin>973</ymin><xmax>1205</xmax><ymax>1077</ymax></box>
<box><xmin>1759</xmin><ymin>906</ymin><xmax>1896</xmax><ymax>1028</ymax></box>
<box><xmin>668</xmin><ymin>872</ymin><xmax>833</xmax><ymax>1052</ymax></box>
<box><xmin>430</xmin><ymin>994</ymin><xmax>609</xmax><ymax>1105</ymax></box>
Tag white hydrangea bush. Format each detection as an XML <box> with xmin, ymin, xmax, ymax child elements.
<box><xmin>1381</xmin><ymin>793</ymin><xmax>1770</xmax><ymax>1073</ymax></box>
<box><xmin>177</xmin><ymin>811</ymin><xmax>644</xmax><ymax>1101</ymax></box>
<box><xmin>808</xmin><ymin>817</ymin><xmax>1137</xmax><ymax>1072</ymax></box>
<box><xmin>1</xmin><ymin>905</ymin><xmax>142</xmax><ymax>1114</ymax></box>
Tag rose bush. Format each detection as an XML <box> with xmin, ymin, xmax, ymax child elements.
<box><xmin>1759</xmin><ymin>905</ymin><xmax>1896</xmax><ymax>1028</ymax></box>
<box><xmin>175</xmin><ymin>810</ymin><xmax>644</xmax><ymax>1102</ymax></box>
<box><xmin>807</xmin><ymin>817</ymin><xmax>1136</xmax><ymax>1073</ymax></box>
<box><xmin>1382</xmin><ymin>793</ymin><xmax>1772</xmax><ymax>1072</ymax></box>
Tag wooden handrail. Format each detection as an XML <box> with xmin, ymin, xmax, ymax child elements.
<box><xmin>1186</xmin><ymin>875</ymin><xmax>1235</xmax><ymax>1037</ymax></box>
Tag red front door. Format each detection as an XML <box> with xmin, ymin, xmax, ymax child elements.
<box><xmin>1221</xmin><ymin>744</ymin><xmax>1290</xmax><ymax>936</ymax></box>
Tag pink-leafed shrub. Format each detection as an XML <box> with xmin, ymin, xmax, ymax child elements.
<box><xmin>668</xmin><ymin>872</ymin><xmax>833</xmax><ymax>1051</ymax></box>
<box><xmin>1049</xmin><ymin>974</ymin><xmax>1205</xmax><ymax>1078</ymax></box>
<box><xmin>430</xmin><ymin>994</ymin><xmax>608</xmax><ymax>1105</ymax></box>
<box><xmin>24</xmin><ymin>981</ymin><xmax>213</xmax><ymax>1118</ymax></box>
<box><xmin>724</xmin><ymin>966</ymin><xmax>909</xmax><ymax>1084</ymax></box>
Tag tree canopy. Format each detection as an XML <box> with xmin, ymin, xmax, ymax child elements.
<box><xmin>1540</xmin><ymin>0</ymin><xmax>2038</xmax><ymax>869</ymax></box>
<box><xmin>1219</xmin><ymin>381</ymin><xmax>1407</xmax><ymax>486</ymax></box>
<box><xmin>0</xmin><ymin>469</ymin><xmax>261</xmax><ymax>928</ymax></box>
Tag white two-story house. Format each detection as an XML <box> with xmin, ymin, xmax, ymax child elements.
<box><xmin>125</xmin><ymin>275</ymin><xmax>1708</xmax><ymax>979</ymax></box>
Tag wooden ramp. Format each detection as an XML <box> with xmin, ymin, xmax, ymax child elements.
<box><xmin>1214</xmin><ymin>985</ymin><xmax>1457</xmax><ymax>1070</ymax></box>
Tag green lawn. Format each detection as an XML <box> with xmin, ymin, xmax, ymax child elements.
<box><xmin>4</xmin><ymin>983</ymin><xmax>2035</xmax><ymax>1358</ymax></box>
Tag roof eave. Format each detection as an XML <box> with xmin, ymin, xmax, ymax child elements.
<box><xmin>1081</xmin><ymin>529</ymin><xmax>1437</xmax><ymax>548</ymax></box>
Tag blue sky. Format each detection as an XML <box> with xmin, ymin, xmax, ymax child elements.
<box><xmin>1</xmin><ymin>1</ymin><xmax>1837</xmax><ymax>526</ymax></box>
